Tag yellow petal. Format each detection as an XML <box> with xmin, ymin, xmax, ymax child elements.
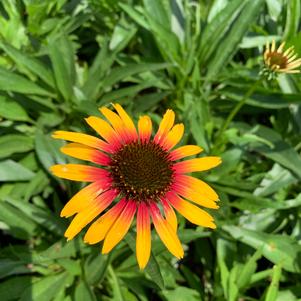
<box><xmin>52</xmin><ymin>131</ymin><xmax>112</xmax><ymax>153</ymax></box>
<box><xmin>161</xmin><ymin>123</ymin><xmax>184</xmax><ymax>150</ymax></box>
<box><xmin>50</xmin><ymin>164</ymin><xmax>109</xmax><ymax>182</ymax></box>
<box><xmin>112</xmin><ymin>104</ymin><xmax>138</xmax><ymax>141</ymax></box>
<box><xmin>136</xmin><ymin>203</ymin><xmax>151</xmax><ymax>269</ymax></box>
<box><xmin>174</xmin><ymin>174</ymin><xmax>219</xmax><ymax>201</ymax></box>
<box><xmin>61</xmin><ymin>181</ymin><xmax>105</xmax><ymax>217</ymax></box>
<box><xmin>167</xmin><ymin>192</ymin><xmax>216</xmax><ymax>229</ymax></box>
<box><xmin>169</xmin><ymin>145</ymin><xmax>203</xmax><ymax>161</ymax></box>
<box><xmin>154</xmin><ymin>109</ymin><xmax>175</xmax><ymax>143</ymax></box>
<box><xmin>174</xmin><ymin>157</ymin><xmax>222</xmax><ymax>173</ymax></box>
<box><xmin>102</xmin><ymin>200</ymin><xmax>136</xmax><ymax>254</ymax></box>
<box><xmin>61</xmin><ymin>143</ymin><xmax>110</xmax><ymax>165</ymax></box>
<box><xmin>138</xmin><ymin>115</ymin><xmax>152</xmax><ymax>142</ymax></box>
<box><xmin>161</xmin><ymin>198</ymin><xmax>177</xmax><ymax>232</ymax></box>
<box><xmin>84</xmin><ymin>198</ymin><xmax>127</xmax><ymax>244</ymax></box>
<box><xmin>149</xmin><ymin>203</ymin><xmax>184</xmax><ymax>259</ymax></box>
<box><xmin>64</xmin><ymin>189</ymin><xmax>117</xmax><ymax>240</ymax></box>
<box><xmin>100</xmin><ymin>107</ymin><xmax>130</xmax><ymax>142</ymax></box>
<box><xmin>85</xmin><ymin>116</ymin><xmax>122</xmax><ymax>148</ymax></box>
<box><xmin>277</xmin><ymin>42</ymin><xmax>285</xmax><ymax>53</ymax></box>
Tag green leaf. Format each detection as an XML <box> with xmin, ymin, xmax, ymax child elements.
<box><xmin>206</xmin><ymin>0</ymin><xmax>264</xmax><ymax>79</ymax></box>
<box><xmin>199</xmin><ymin>0</ymin><xmax>246</xmax><ymax>65</ymax></box>
<box><xmin>35</xmin><ymin>129</ymin><xmax>66</xmax><ymax>171</ymax></box>
<box><xmin>250</xmin><ymin>125</ymin><xmax>301</xmax><ymax>180</ymax></box>
<box><xmin>74</xmin><ymin>280</ymin><xmax>97</xmax><ymax>301</ymax></box>
<box><xmin>0</xmin><ymin>41</ymin><xmax>55</xmax><ymax>88</ymax></box>
<box><xmin>125</xmin><ymin>232</ymin><xmax>164</xmax><ymax>289</ymax></box>
<box><xmin>265</xmin><ymin>265</ymin><xmax>282</xmax><ymax>301</ymax></box>
<box><xmin>0</xmin><ymin>96</ymin><xmax>30</xmax><ymax>121</ymax></box>
<box><xmin>20</xmin><ymin>272</ymin><xmax>70</xmax><ymax>301</ymax></box>
<box><xmin>236</xmin><ymin>248</ymin><xmax>262</xmax><ymax>289</ymax></box>
<box><xmin>84</xmin><ymin>253</ymin><xmax>110</xmax><ymax>285</ymax></box>
<box><xmin>0</xmin><ymin>258</ymin><xmax>30</xmax><ymax>279</ymax></box>
<box><xmin>101</xmin><ymin>63</ymin><xmax>170</xmax><ymax>90</ymax></box>
<box><xmin>48</xmin><ymin>33</ymin><xmax>75</xmax><ymax>101</ymax></box>
<box><xmin>283</xmin><ymin>0</ymin><xmax>300</xmax><ymax>39</ymax></box>
<box><xmin>0</xmin><ymin>134</ymin><xmax>34</xmax><ymax>159</ymax></box>
<box><xmin>0</xmin><ymin>160</ymin><xmax>35</xmax><ymax>181</ymax></box>
<box><xmin>0</xmin><ymin>67</ymin><xmax>54</xmax><ymax>96</ymax></box>
<box><xmin>161</xmin><ymin>287</ymin><xmax>202</xmax><ymax>301</ymax></box>
<box><xmin>0</xmin><ymin>201</ymin><xmax>37</xmax><ymax>239</ymax></box>
<box><xmin>0</xmin><ymin>276</ymin><xmax>32</xmax><ymax>301</ymax></box>
<box><xmin>223</xmin><ymin>226</ymin><xmax>301</xmax><ymax>273</ymax></box>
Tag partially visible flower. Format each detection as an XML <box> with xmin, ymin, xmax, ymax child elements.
<box><xmin>50</xmin><ymin>104</ymin><xmax>221</xmax><ymax>269</ymax></box>
<box><xmin>262</xmin><ymin>40</ymin><xmax>301</xmax><ymax>79</ymax></box>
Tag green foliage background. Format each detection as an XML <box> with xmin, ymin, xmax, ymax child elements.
<box><xmin>0</xmin><ymin>0</ymin><xmax>301</xmax><ymax>300</ymax></box>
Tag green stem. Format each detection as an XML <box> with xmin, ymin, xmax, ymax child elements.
<box><xmin>214</xmin><ymin>78</ymin><xmax>261</xmax><ymax>146</ymax></box>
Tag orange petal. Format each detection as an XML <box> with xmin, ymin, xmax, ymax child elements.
<box><xmin>85</xmin><ymin>116</ymin><xmax>122</xmax><ymax>149</ymax></box>
<box><xmin>64</xmin><ymin>189</ymin><xmax>118</xmax><ymax>240</ymax></box>
<box><xmin>136</xmin><ymin>202</ymin><xmax>151</xmax><ymax>269</ymax></box>
<box><xmin>61</xmin><ymin>181</ymin><xmax>107</xmax><ymax>217</ymax></box>
<box><xmin>161</xmin><ymin>198</ymin><xmax>177</xmax><ymax>232</ymax></box>
<box><xmin>171</xmin><ymin>182</ymin><xmax>219</xmax><ymax>209</ymax></box>
<box><xmin>138</xmin><ymin>115</ymin><xmax>152</xmax><ymax>143</ymax></box>
<box><xmin>61</xmin><ymin>143</ymin><xmax>111</xmax><ymax>165</ymax></box>
<box><xmin>154</xmin><ymin>109</ymin><xmax>175</xmax><ymax>144</ymax></box>
<box><xmin>102</xmin><ymin>200</ymin><xmax>136</xmax><ymax>254</ymax></box>
<box><xmin>50</xmin><ymin>164</ymin><xmax>110</xmax><ymax>182</ymax></box>
<box><xmin>112</xmin><ymin>104</ymin><xmax>138</xmax><ymax>141</ymax></box>
<box><xmin>166</xmin><ymin>192</ymin><xmax>216</xmax><ymax>229</ymax></box>
<box><xmin>169</xmin><ymin>145</ymin><xmax>203</xmax><ymax>161</ymax></box>
<box><xmin>52</xmin><ymin>131</ymin><xmax>113</xmax><ymax>153</ymax></box>
<box><xmin>174</xmin><ymin>174</ymin><xmax>219</xmax><ymax>201</ymax></box>
<box><xmin>84</xmin><ymin>198</ymin><xmax>127</xmax><ymax>244</ymax></box>
<box><xmin>149</xmin><ymin>202</ymin><xmax>184</xmax><ymax>259</ymax></box>
<box><xmin>174</xmin><ymin>157</ymin><xmax>222</xmax><ymax>173</ymax></box>
<box><xmin>100</xmin><ymin>107</ymin><xmax>131</xmax><ymax>143</ymax></box>
<box><xmin>161</xmin><ymin>123</ymin><xmax>184</xmax><ymax>150</ymax></box>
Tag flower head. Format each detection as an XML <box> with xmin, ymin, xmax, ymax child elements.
<box><xmin>51</xmin><ymin>104</ymin><xmax>221</xmax><ymax>269</ymax></box>
<box><xmin>262</xmin><ymin>40</ymin><xmax>301</xmax><ymax>79</ymax></box>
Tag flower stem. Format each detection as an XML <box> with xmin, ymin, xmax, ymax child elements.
<box><xmin>214</xmin><ymin>78</ymin><xmax>261</xmax><ymax>147</ymax></box>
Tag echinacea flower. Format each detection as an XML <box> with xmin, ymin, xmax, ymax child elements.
<box><xmin>263</xmin><ymin>40</ymin><xmax>301</xmax><ymax>75</ymax></box>
<box><xmin>51</xmin><ymin>104</ymin><xmax>221</xmax><ymax>269</ymax></box>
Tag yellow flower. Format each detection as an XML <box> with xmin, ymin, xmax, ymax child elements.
<box><xmin>264</xmin><ymin>40</ymin><xmax>301</xmax><ymax>74</ymax></box>
<box><xmin>50</xmin><ymin>104</ymin><xmax>221</xmax><ymax>269</ymax></box>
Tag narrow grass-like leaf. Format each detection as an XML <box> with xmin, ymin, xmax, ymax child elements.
<box><xmin>0</xmin><ymin>41</ymin><xmax>55</xmax><ymax>88</ymax></box>
<box><xmin>0</xmin><ymin>67</ymin><xmax>54</xmax><ymax>96</ymax></box>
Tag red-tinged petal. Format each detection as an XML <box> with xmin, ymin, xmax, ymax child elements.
<box><xmin>174</xmin><ymin>174</ymin><xmax>219</xmax><ymax>201</ymax></box>
<box><xmin>113</xmin><ymin>104</ymin><xmax>138</xmax><ymax>141</ymax></box>
<box><xmin>166</xmin><ymin>191</ymin><xmax>216</xmax><ymax>228</ymax></box>
<box><xmin>84</xmin><ymin>198</ymin><xmax>127</xmax><ymax>244</ymax></box>
<box><xmin>174</xmin><ymin>157</ymin><xmax>222</xmax><ymax>173</ymax></box>
<box><xmin>161</xmin><ymin>124</ymin><xmax>184</xmax><ymax>150</ymax></box>
<box><xmin>149</xmin><ymin>202</ymin><xmax>184</xmax><ymax>259</ymax></box>
<box><xmin>100</xmin><ymin>107</ymin><xmax>131</xmax><ymax>143</ymax></box>
<box><xmin>50</xmin><ymin>164</ymin><xmax>110</xmax><ymax>182</ymax></box>
<box><xmin>102</xmin><ymin>200</ymin><xmax>136</xmax><ymax>253</ymax></box>
<box><xmin>169</xmin><ymin>145</ymin><xmax>203</xmax><ymax>161</ymax></box>
<box><xmin>171</xmin><ymin>182</ymin><xmax>219</xmax><ymax>209</ymax></box>
<box><xmin>161</xmin><ymin>198</ymin><xmax>177</xmax><ymax>232</ymax></box>
<box><xmin>136</xmin><ymin>202</ymin><xmax>151</xmax><ymax>269</ymax></box>
<box><xmin>61</xmin><ymin>181</ymin><xmax>107</xmax><ymax>217</ymax></box>
<box><xmin>61</xmin><ymin>143</ymin><xmax>111</xmax><ymax>165</ymax></box>
<box><xmin>154</xmin><ymin>109</ymin><xmax>175</xmax><ymax>144</ymax></box>
<box><xmin>64</xmin><ymin>189</ymin><xmax>118</xmax><ymax>240</ymax></box>
<box><xmin>85</xmin><ymin>116</ymin><xmax>122</xmax><ymax>150</ymax></box>
<box><xmin>138</xmin><ymin>115</ymin><xmax>152</xmax><ymax>143</ymax></box>
<box><xmin>52</xmin><ymin>130</ymin><xmax>113</xmax><ymax>153</ymax></box>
